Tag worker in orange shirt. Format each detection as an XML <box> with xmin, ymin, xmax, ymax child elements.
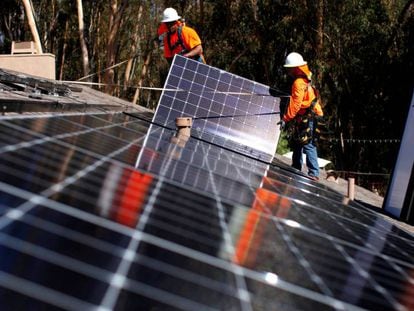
<box><xmin>156</xmin><ymin>22</ymin><xmax>168</xmax><ymax>48</ymax></box>
<box><xmin>278</xmin><ymin>52</ymin><xmax>324</xmax><ymax>180</ymax></box>
<box><xmin>160</xmin><ymin>8</ymin><xmax>205</xmax><ymax>64</ymax></box>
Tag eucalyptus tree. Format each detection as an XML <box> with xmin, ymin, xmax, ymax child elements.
<box><xmin>103</xmin><ymin>0</ymin><xmax>129</xmax><ymax>94</ymax></box>
<box><xmin>0</xmin><ymin>1</ymin><xmax>24</xmax><ymax>52</ymax></box>
<box><xmin>76</xmin><ymin>0</ymin><xmax>90</xmax><ymax>78</ymax></box>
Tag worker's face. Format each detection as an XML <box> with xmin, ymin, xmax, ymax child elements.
<box><xmin>286</xmin><ymin>67</ymin><xmax>301</xmax><ymax>78</ymax></box>
<box><xmin>165</xmin><ymin>21</ymin><xmax>178</xmax><ymax>33</ymax></box>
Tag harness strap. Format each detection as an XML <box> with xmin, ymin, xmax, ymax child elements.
<box><xmin>308</xmin><ymin>97</ymin><xmax>318</xmax><ymax>116</ymax></box>
<box><xmin>167</xmin><ymin>26</ymin><xmax>187</xmax><ymax>54</ymax></box>
<box><xmin>291</xmin><ymin>81</ymin><xmax>323</xmax><ymax>145</ymax></box>
<box><xmin>166</xmin><ymin>26</ymin><xmax>205</xmax><ymax>63</ymax></box>
<box><xmin>307</xmin><ymin>81</ymin><xmax>319</xmax><ymax>115</ymax></box>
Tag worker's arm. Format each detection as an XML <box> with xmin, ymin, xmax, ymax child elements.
<box><xmin>181</xmin><ymin>27</ymin><xmax>203</xmax><ymax>58</ymax></box>
<box><xmin>283</xmin><ymin>78</ymin><xmax>307</xmax><ymax>122</ymax></box>
<box><xmin>183</xmin><ymin>44</ymin><xmax>203</xmax><ymax>58</ymax></box>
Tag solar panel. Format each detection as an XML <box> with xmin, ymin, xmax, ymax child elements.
<box><xmin>153</xmin><ymin>55</ymin><xmax>282</xmax><ymax>163</ymax></box>
<box><xmin>1</xmin><ymin>64</ymin><xmax>414</xmax><ymax>310</ymax></box>
<box><xmin>135</xmin><ymin>124</ymin><xmax>268</xmax><ymax>206</ymax></box>
<box><xmin>384</xmin><ymin>92</ymin><xmax>414</xmax><ymax>222</ymax></box>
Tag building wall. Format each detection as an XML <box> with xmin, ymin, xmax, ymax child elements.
<box><xmin>0</xmin><ymin>54</ymin><xmax>55</xmax><ymax>80</ymax></box>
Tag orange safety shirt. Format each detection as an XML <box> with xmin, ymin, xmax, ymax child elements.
<box><xmin>158</xmin><ymin>23</ymin><xmax>168</xmax><ymax>36</ymax></box>
<box><xmin>163</xmin><ymin>24</ymin><xmax>202</xmax><ymax>59</ymax></box>
<box><xmin>283</xmin><ymin>70</ymin><xmax>323</xmax><ymax>123</ymax></box>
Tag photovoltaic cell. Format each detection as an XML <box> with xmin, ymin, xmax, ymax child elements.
<box><xmin>0</xmin><ymin>75</ymin><xmax>414</xmax><ymax>309</ymax></box>
<box><xmin>153</xmin><ymin>55</ymin><xmax>282</xmax><ymax>163</ymax></box>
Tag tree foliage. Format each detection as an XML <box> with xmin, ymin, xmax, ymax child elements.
<box><xmin>1</xmin><ymin>0</ymin><xmax>413</xmax><ymax>193</ymax></box>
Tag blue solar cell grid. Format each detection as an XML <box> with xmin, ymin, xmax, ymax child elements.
<box><xmin>153</xmin><ymin>55</ymin><xmax>282</xmax><ymax>162</ymax></box>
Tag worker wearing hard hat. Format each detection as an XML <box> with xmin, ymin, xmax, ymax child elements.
<box><xmin>279</xmin><ymin>52</ymin><xmax>324</xmax><ymax>180</ymax></box>
<box><xmin>160</xmin><ymin>8</ymin><xmax>205</xmax><ymax>64</ymax></box>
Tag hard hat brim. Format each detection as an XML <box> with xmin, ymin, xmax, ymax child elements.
<box><xmin>283</xmin><ymin>61</ymin><xmax>307</xmax><ymax>68</ymax></box>
<box><xmin>161</xmin><ymin>15</ymin><xmax>181</xmax><ymax>23</ymax></box>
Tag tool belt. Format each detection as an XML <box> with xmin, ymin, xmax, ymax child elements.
<box><xmin>290</xmin><ymin>99</ymin><xmax>327</xmax><ymax>146</ymax></box>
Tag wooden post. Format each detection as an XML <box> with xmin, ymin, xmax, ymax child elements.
<box><xmin>348</xmin><ymin>177</ymin><xmax>355</xmax><ymax>200</ymax></box>
<box><xmin>175</xmin><ymin>117</ymin><xmax>192</xmax><ymax>138</ymax></box>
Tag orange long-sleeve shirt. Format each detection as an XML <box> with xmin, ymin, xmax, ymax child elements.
<box><xmin>283</xmin><ymin>77</ymin><xmax>323</xmax><ymax>122</ymax></box>
<box><xmin>163</xmin><ymin>24</ymin><xmax>202</xmax><ymax>59</ymax></box>
<box><xmin>158</xmin><ymin>23</ymin><xmax>168</xmax><ymax>36</ymax></box>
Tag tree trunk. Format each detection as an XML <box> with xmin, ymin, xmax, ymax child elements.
<box><xmin>251</xmin><ymin>0</ymin><xmax>258</xmax><ymax>22</ymax></box>
<box><xmin>77</xmin><ymin>0</ymin><xmax>90</xmax><ymax>79</ymax></box>
<box><xmin>94</xmin><ymin>10</ymin><xmax>102</xmax><ymax>85</ymax></box>
<box><xmin>104</xmin><ymin>0</ymin><xmax>129</xmax><ymax>94</ymax></box>
<box><xmin>124</xmin><ymin>4</ymin><xmax>143</xmax><ymax>91</ymax></box>
<box><xmin>316</xmin><ymin>0</ymin><xmax>324</xmax><ymax>53</ymax></box>
<box><xmin>59</xmin><ymin>20</ymin><xmax>69</xmax><ymax>81</ymax></box>
<box><xmin>22</xmin><ymin>0</ymin><xmax>43</xmax><ymax>54</ymax></box>
<box><xmin>132</xmin><ymin>45</ymin><xmax>152</xmax><ymax>106</ymax></box>
<box><xmin>200</xmin><ymin>0</ymin><xmax>204</xmax><ymax>28</ymax></box>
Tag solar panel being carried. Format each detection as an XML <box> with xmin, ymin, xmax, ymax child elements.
<box><xmin>0</xmin><ymin>56</ymin><xmax>413</xmax><ymax>311</ymax></box>
<box><xmin>153</xmin><ymin>55</ymin><xmax>283</xmax><ymax>163</ymax></box>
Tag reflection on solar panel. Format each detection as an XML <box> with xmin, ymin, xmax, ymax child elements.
<box><xmin>0</xmin><ymin>65</ymin><xmax>414</xmax><ymax>311</ymax></box>
<box><xmin>154</xmin><ymin>55</ymin><xmax>282</xmax><ymax>163</ymax></box>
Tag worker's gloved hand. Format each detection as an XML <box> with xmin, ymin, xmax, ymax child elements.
<box><xmin>277</xmin><ymin>120</ymin><xmax>286</xmax><ymax>130</ymax></box>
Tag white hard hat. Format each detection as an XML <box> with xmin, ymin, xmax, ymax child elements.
<box><xmin>161</xmin><ymin>8</ymin><xmax>181</xmax><ymax>23</ymax></box>
<box><xmin>284</xmin><ymin>52</ymin><xmax>307</xmax><ymax>67</ymax></box>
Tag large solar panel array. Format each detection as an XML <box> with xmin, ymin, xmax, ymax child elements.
<box><xmin>154</xmin><ymin>55</ymin><xmax>282</xmax><ymax>163</ymax></box>
<box><xmin>0</xmin><ymin>59</ymin><xmax>413</xmax><ymax>311</ymax></box>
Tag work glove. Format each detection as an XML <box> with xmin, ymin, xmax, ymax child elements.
<box><xmin>277</xmin><ymin>120</ymin><xmax>286</xmax><ymax>131</ymax></box>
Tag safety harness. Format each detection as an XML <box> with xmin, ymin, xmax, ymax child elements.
<box><xmin>291</xmin><ymin>83</ymin><xmax>327</xmax><ymax>145</ymax></box>
<box><xmin>167</xmin><ymin>26</ymin><xmax>205</xmax><ymax>63</ymax></box>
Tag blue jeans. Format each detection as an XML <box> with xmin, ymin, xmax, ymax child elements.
<box><xmin>291</xmin><ymin>120</ymin><xmax>319</xmax><ymax>177</ymax></box>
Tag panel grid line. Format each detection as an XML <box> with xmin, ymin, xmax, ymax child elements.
<box><xmin>264</xmin><ymin>177</ymin><xmax>414</xmax><ymax>247</ymax></box>
<box><xmin>0</xmin><ymin>180</ymin><xmax>381</xmax><ymax>311</ymax></box>
<box><xmin>0</xmin><ymin>271</ymin><xmax>96</xmax><ymax>311</ymax></box>
<box><xmin>200</xmin><ymin>141</ymin><xmax>253</xmax><ymax>311</ymax></box>
<box><xmin>219</xmin><ymin>149</ymin><xmax>413</xmax><ymax>309</ymax></box>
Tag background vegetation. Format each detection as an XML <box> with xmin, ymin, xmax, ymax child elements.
<box><xmin>1</xmin><ymin>0</ymin><xmax>413</xmax><ymax>194</ymax></box>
